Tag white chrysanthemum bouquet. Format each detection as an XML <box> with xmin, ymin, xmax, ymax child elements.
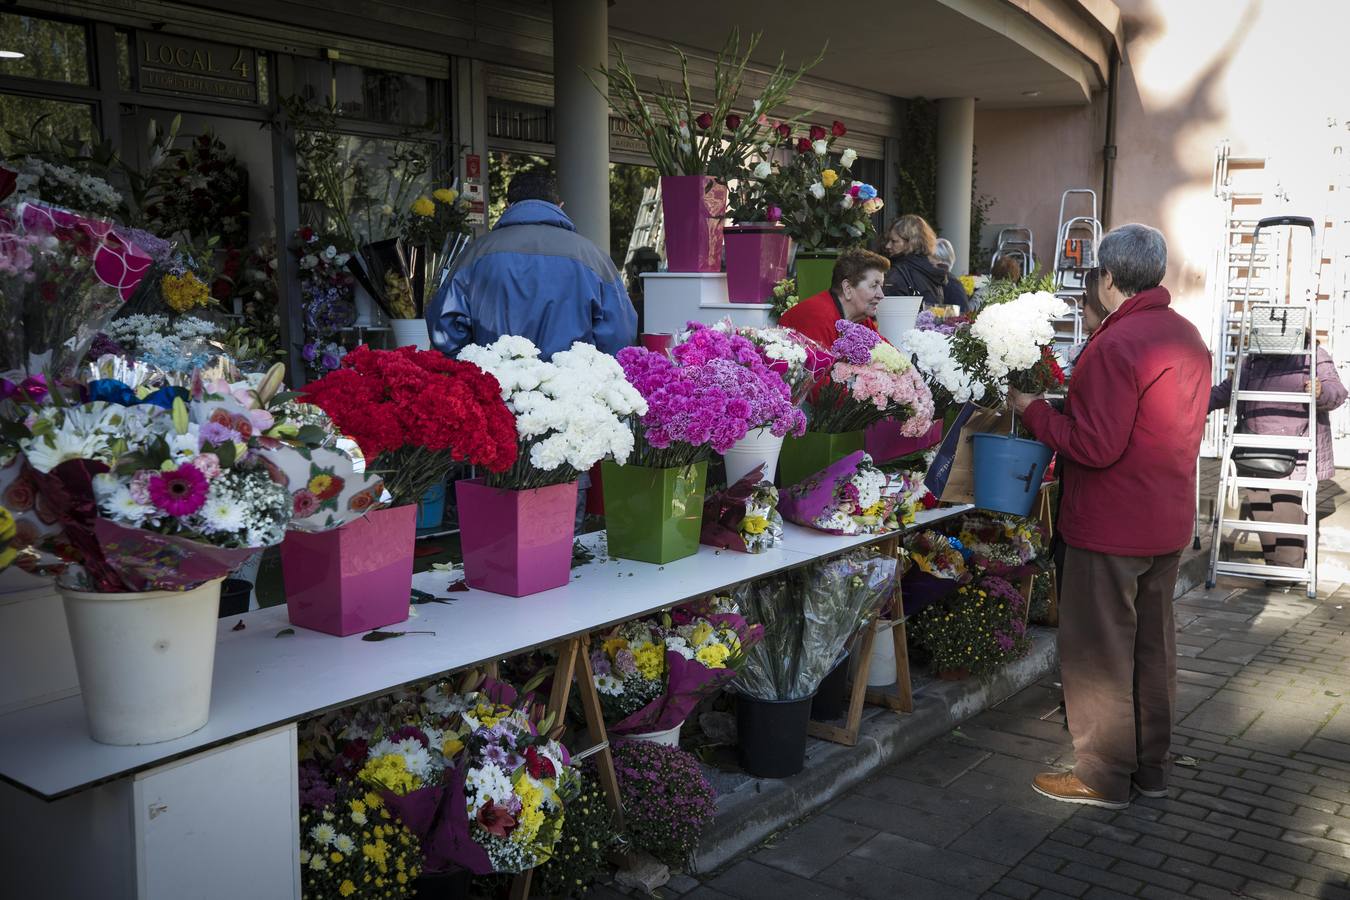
<box><xmin>458</xmin><ymin>336</ymin><xmax>648</xmax><ymax>490</ymax></box>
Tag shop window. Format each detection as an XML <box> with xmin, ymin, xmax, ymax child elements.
<box><xmin>115</xmin><ymin>29</ymin><xmax>131</xmax><ymax>90</ymax></box>
<box><xmin>294</xmin><ymin>59</ymin><xmax>435</xmax><ymax>127</ymax></box>
<box><xmin>256</xmin><ymin>54</ymin><xmax>270</xmax><ymax>106</ymax></box>
<box><xmin>298</xmin><ymin>130</ymin><xmax>442</xmax><ymax>239</ymax></box>
<box><xmin>0</xmin><ymin>12</ymin><xmax>91</xmax><ymax>86</ymax></box>
<box><xmin>0</xmin><ymin>95</ymin><xmax>95</xmax><ymax>154</ymax></box>
<box><xmin>487</xmin><ymin>99</ymin><xmax>553</xmax><ymax>144</ymax></box>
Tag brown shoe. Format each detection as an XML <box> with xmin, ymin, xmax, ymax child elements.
<box><xmin>1131</xmin><ymin>780</ymin><xmax>1168</xmax><ymax>799</ymax></box>
<box><xmin>1032</xmin><ymin>771</ymin><xmax>1129</xmax><ymax>809</ymax></box>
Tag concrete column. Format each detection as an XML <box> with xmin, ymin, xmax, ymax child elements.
<box><xmin>936</xmin><ymin>97</ymin><xmax>975</xmax><ymax>273</ymax></box>
<box><xmin>553</xmin><ymin>0</ymin><xmax>610</xmax><ymax>250</ymax></box>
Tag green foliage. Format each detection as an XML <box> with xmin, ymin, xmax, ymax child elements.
<box><xmin>609</xmin><ymin>162</ymin><xmax>660</xmax><ymax>266</ymax></box>
<box><xmin>976</xmin><ymin>266</ymin><xmax>1058</xmax><ymax>310</ymax></box>
<box><xmin>894</xmin><ymin>99</ymin><xmax>938</xmax><ymax>225</ymax></box>
<box><xmin>536</xmin><ymin>772</ymin><xmax>620</xmax><ymax>897</ymax></box>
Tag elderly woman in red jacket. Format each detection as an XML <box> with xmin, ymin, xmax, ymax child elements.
<box><xmin>1008</xmin><ymin>224</ymin><xmax>1212</xmax><ymax>811</ymax></box>
<box><xmin>778</xmin><ymin>248</ymin><xmax>890</xmax><ymax>348</ymax></box>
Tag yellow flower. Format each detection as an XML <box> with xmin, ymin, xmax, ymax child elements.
<box><xmin>696</xmin><ymin>643</ymin><xmax>731</xmax><ymax>669</ymax></box>
<box><xmin>364</xmin><ymin>791</ymin><xmax>384</xmax><ymax>809</ymax></box>
<box><xmin>689</xmin><ymin>621</ymin><xmax>713</xmax><ymax>647</ymax></box>
<box><xmin>0</xmin><ymin>506</ymin><xmax>16</xmax><ymax>571</ymax></box>
<box><xmin>633</xmin><ymin>642</ymin><xmax>664</xmax><ymax>680</ymax></box>
<box><xmin>330</xmin><ymin>851</ymin><xmax>344</xmax><ymax>863</ymax></box>
<box><xmin>433</xmin><ymin>188</ymin><xmax>459</xmax><ymax>204</ymax></box>
<box><xmin>357</xmin><ymin>754</ymin><xmax>420</xmax><ymax>795</ymax></box>
<box><xmin>160</xmin><ymin>271</ymin><xmax>211</xmax><ymax>313</ymax></box>
<box><xmin>339</xmin><ymin>880</ymin><xmax>357</xmax><ymax>897</ymax></box>
<box><xmin>821</xmin><ymin>168</ymin><xmax>839</xmax><ymax>188</ymax></box>
<box><xmin>307</xmin><ymin>474</ymin><xmax>333</xmax><ymax>496</ymax></box>
<box><xmin>443</xmin><ymin>736</ymin><xmax>464</xmax><ymax>758</ymax></box>
<box><xmin>602</xmin><ymin>636</ymin><xmax>628</xmax><ymax>659</ymax></box>
<box><xmin>411</xmin><ymin>196</ymin><xmax>436</xmax><ymax>216</ymax></box>
<box><xmin>742</xmin><ymin>515</ymin><xmax>768</xmax><ymax>535</ymax></box>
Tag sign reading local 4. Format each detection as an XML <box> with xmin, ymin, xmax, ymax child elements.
<box><xmin>136</xmin><ymin>33</ymin><xmax>259</xmax><ymax>104</ymax></box>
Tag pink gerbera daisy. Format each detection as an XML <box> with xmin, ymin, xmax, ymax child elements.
<box><xmin>147</xmin><ymin>464</ymin><xmax>209</xmax><ymax>516</ymax></box>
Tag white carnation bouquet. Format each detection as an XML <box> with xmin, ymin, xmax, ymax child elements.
<box><xmin>458</xmin><ymin>336</ymin><xmax>649</xmax><ymax>489</ymax></box>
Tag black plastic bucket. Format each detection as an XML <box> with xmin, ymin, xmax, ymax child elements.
<box><xmin>809</xmin><ymin>652</ymin><xmax>850</xmax><ymax>721</ymax></box>
<box><xmin>736</xmin><ymin>692</ymin><xmax>815</xmax><ymax>778</ymax></box>
<box><xmin>217</xmin><ymin>578</ymin><xmax>252</xmax><ymax>618</ymax></box>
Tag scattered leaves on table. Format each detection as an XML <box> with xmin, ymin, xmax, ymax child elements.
<box><xmin>275</xmin><ymin>628</ymin><xmax>295</xmax><ymax>638</ymax></box>
<box><xmin>571</xmin><ymin>539</ymin><xmax>595</xmax><ymax>568</ymax></box>
<box><xmin>231</xmin><ymin>619</ymin><xmax>245</xmax><ymax>631</ymax></box>
<box><xmin>362</xmin><ymin>629</ymin><xmax>437</xmax><ymax>642</ymax></box>
<box><xmin>411</xmin><ymin>588</ymin><xmax>452</xmax><ymax>606</ymax></box>
<box><xmin>446</xmin><ymin>581</ymin><xmax>470</xmax><ymax>593</ymax></box>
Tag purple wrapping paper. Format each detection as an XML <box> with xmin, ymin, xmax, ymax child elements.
<box><xmin>92</xmin><ymin>518</ymin><xmax>260</xmax><ymax>591</ymax></box>
<box><xmin>609</xmin><ymin>649</ymin><xmax>735</xmax><ymax>735</ymax></box>
<box><xmin>699</xmin><ymin>465</ymin><xmax>764</xmax><ymax>553</ymax></box>
<box><xmin>778</xmin><ymin>450</ymin><xmax>866</xmax><ymax>530</ymax></box>
<box><xmin>382</xmin><ymin>775</ymin><xmax>493</xmax><ymax>876</ymax></box>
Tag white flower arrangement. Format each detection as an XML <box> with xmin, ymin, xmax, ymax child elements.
<box><xmin>105</xmin><ymin>314</ymin><xmax>224</xmax><ymax>374</ymax></box>
<box><xmin>969</xmin><ymin>291</ymin><xmax>1069</xmax><ymax>384</ymax></box>
<box><xmin>5</xmin><ymin>158</ymin><xmax>123</xmax><ymax>218</ymax></box>
<box><xmin>901</xmin><ymin>329</ymin><xmax>988</xmax><ymax>404</ymax></box>
<box><xmin>458</xmin><ymin>336</ymin><xmax>649</xmax><ymax>489</ymax></box>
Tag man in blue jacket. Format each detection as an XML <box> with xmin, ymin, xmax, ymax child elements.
<box><xmin>426</xmin><ymin>169</ymin><xmax>637</xmax><ymax>359</ymax></box>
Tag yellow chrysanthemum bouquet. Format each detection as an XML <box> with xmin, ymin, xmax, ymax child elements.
<box><xmin>300</xmin><ymin>791</ymin><xmax>421</xmax><ymax>899</ymax></box>
<box><xmin>591</xmin><ymin>603</ymin><xmax>762</xmax><ymax>737</ymax></box>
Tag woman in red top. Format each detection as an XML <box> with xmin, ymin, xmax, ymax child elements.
<box><xmin>778</xmin><ymin>248</ymin><xmax>890</xmax><ymax>348</ymax></box>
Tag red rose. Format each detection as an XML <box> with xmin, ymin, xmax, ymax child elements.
<box><xmin>292</xmin><ymin>490</ymin><xmax>319</xmax><ymax>518</ymax></box>
<box><xmin>4</xmin><ymin>476</ymin><xmax>35</xmax><ymax>512</ymax></box>
<box><xmin>831</xmin><ymin>120</ymin><xmax>847</xmax><ymax>137</ymax></box>
<box><xmin>0</xmin><ymin>167</ymin><xmax>15</xmax><ymax>203</ymax></box>
<box><xmin>775</xmin><ymin>122</ymin><xmax>791</xmax><ymax>139</ymax></box>
<box><xmin>525</xmin><ymin>746</ymin><xmax>556</xmax><ymax>780</ymax></box>
<box><xmin>725</xmin><ymin>114</ymin><xmax>742</xmax><ymax>130</ymax></box>
<box><xmin>809</xmin><ymin>124</ymin><xmax>827</xmax><ymax>141</ymax></box>
<box><xmin>299</xmin><ymin>226</ymin><xmax>315</xmax><ymax>242</ymax></box>
<box><xmin>796</xmin><ymin>137</ymin><xmax>812</xmax><ymax>154</ymax></box>
<box><xmin>695</xmin><ymin>112</ymin><xmax>713</xmax><ymax>130</ymax></box>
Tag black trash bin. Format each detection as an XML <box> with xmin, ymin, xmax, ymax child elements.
<box><xmin>735</xmin><ymin>692</ymin><xmax>815</xmax><ymax>778</ymax></box>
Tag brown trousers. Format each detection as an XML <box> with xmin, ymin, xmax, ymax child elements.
<box><xmin>1245</xmin><ymin>489</ymin><xmax>1306</xmax><ymax>568</ymax></box>
<box><xmin>1058</xmin><ymin>544</ymin><xmax>1181</xmax><ymax>801</ymax></box>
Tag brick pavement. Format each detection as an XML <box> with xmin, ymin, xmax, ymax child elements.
<box><xmin>605</xmin><ymin>580</ymin><xmax>1350</xmax><ymax>900</ymax></box>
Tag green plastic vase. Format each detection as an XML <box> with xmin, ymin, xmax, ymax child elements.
<box><xmin>778</xmin><ymin>430</ymin><xmax>865</xmax><ymax>487</ymax></box>
<box><xmin>794</xmin><ymin>250</ymin><xmax>840</xmax><ymax>299</ymax></box>
<box><xmin>601</xmin><ymin>460</ymin><xmax>709</xmax><ymax>564</ymax></box>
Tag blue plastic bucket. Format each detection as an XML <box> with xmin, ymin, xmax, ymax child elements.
<box><xmin>971</xmin><ymin>433</ymin><xmax>1052</xmax><ymax>517</ymax></box>
<box><xmin>416</xmin><ymin>482</ymin><xmax>447</xmax><ymax>530</ymax></box>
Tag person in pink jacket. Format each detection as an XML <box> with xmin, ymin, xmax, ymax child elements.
<box><xmin>1009</xmin><ymin>224</ymin><xmax>1212</xmax><ymax>809</ymax></box>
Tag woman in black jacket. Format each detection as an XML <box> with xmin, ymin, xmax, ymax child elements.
<box><xmin>880</xmin><ymin>214</ymin><xmax>945</xmax><ymax>306</ymax></box>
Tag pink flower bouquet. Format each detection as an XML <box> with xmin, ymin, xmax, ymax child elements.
<box><xmin>806</xmin><ymin>320</ymin><xmax>935</xmax><ymax>436</ymax></box>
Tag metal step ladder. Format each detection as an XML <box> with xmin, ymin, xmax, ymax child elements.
<box><xmin>1207</xmin><ymin>215</ymin><xmax>1321</xmax><ymax>598</ymax></box>
<box><xmin>1050</xmin><ymin>189</ymin><xmax>1101</xmax><ymax>365</ymax></box>
<box><xmin>624</xmin><ymin>185</ymin><xmax>665</xmax><ymax>271</ymax></box>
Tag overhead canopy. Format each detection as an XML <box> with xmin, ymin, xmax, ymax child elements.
<box><xmin>608</xmin><ymin>0</ymin><xmax>1122</xmax><ymax>108</ymax></box>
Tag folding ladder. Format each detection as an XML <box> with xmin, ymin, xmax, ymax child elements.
<box><xmin>1050</xmin><ymin>189</ymin><xmax>1101</xmax><ymax>365</ymax></box>
<box><xmin>990</xmin><ymin>226</ymin><xmax>1033</xmax><ymax>274</ymax></box>
<box><xmin>624</xmin><ymin>185</ymin><xmax>664</xmax><ymax>271</ymax></box>
<box><xmin>1207</xmin><ymin>215</ymin><xmax>1321</xmax><ymax>598</ymax></box>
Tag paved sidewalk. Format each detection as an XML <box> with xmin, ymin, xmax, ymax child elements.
<box><xmin>643</xmin><ymin>580</ymin><xmax>1350</xmax><ymax>900</ymax></box>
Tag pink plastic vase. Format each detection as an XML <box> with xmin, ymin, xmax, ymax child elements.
<box><xmin>724</xmin><ymin>224</ymin><xmax>791</xmax><ymax>302</ymax></box>
<box><xmin>455</xmin><ymin>478</ymin><xmax>578</xmax><ymax>597</ymax></box>
<box><xmin>281</xmin><ymin>504</ymin><xmax>415</xmax><ymax>636</ymax></box>
<box><xmin>661</xmin><ymin>175</ymin><xmax>728</xmax><ymax>272</ymax></box>
<box><xmin>864</xmin><ymin>420</ymin><xmax>944</xmax><ymax>464</ymax></box>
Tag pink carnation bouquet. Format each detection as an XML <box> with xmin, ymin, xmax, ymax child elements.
<box><xmin>806</xmin><ymin>320</ymin><xmax>935</xmax><ymax>436</ymax></box>
<box><xmin>617</xmin><ymin>322</ymin><xmax>806</xmax><ymax>468</ymax></box>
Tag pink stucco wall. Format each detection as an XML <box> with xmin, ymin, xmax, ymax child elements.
<box><xmin>973</xmin><ymin>0</ymin><xmax>1350</xmax><ymax>334</ymax></box>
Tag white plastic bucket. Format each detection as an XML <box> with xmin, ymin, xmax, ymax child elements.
<box><xmin>60</xmin><ymin>578</ymin><xmax>223</xmax><ymax>745</ymax></box>
<box><xmin>353</xmin><ymin>283</ymin><xmax>385</xmax><ymax>328</ymax></box>
<box><xmin>390</xmin><ymin>318</ymin><xmax>431</xmax><ymax>351</ymax></box>
<box><xmin>876</xmin><ymin>295</ymin><xmax>924</xmax><ymax>345</ymax></box>
<box><xmin>722</xmin><ymin>427</ymin><xmax>785</xmax><ymax>486</ymax></box>
<box><xmin>626</xmin><ymin>720</ymin><xmax>683</xmax><ymax>747</ymax></box>
<box><xmin>867</xmin><ymin>625</ymin><xmax>898</xmax><ymax>687</ymax></box>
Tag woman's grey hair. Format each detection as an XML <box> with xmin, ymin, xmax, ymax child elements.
<box><xmin>1098</xmin><ymin>223</ymin><xmax>1167</xmax><ymax>296</ymax></box>
<box><xmin>933</xmin><ymin>238</ymin><xmax>955</xmax><ymax>265</ymax></box>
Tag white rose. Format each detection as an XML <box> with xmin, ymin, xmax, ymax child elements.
<box><xmin>840</xmin><ymin>194</ymin><xmax>854</xmax><ymax>209</ymax></box>
<box><xmin>809</xmin><ymin>182</ymin><xmax>826</xmax><ymax>200</ymax></box>
<box><xmin>753</xmin><ymin>161</ymin><xmax>772</xmax><ymax>179</ymax></box>
<box><xmin>813</xmin><ymin>139</ymin><xmax>828</xmax><ymax>155</ymax></box>
<box><xmin>840</xmin><ymin>148</ymin><xmax>858</xmax><ymax>169</ymax></box>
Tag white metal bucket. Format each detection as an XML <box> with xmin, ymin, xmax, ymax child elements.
<box><xmin>876</xmin><ymin>295</ymin><xmax>924</xmax><ymax>345</ymax></box>
<box><xmin>626</xmin><ymin>720</ymin><xmax>683</xmax><ymax>747</ymax></box>
<box><xmin>722</xmin><ymin>427</ymin><xmax>785</xmax><ymax>486</ymax></box>
<box><xmin>390</xmin><ymin>318</ymin><xmax>431</xmax><ymax>351</ymax></box>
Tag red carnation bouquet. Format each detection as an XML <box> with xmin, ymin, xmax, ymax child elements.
<box><xmin>302</xmin><ymin>346</ymin><xmax>518</xmax><ymax>505</ymax></box>
<box><xmin>1007</xmin><ymin>345</ymin><xmax>1066</xmax><ymax>395</ymax></box>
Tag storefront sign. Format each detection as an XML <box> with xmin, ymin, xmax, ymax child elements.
<box><xmin>136</xmin><ymin>34</ymin><xmax>259</xmax><ymax>104</ymax></box>
<box><xmin>465</xmin><ymin>154</ymin><xmax>482</xmax><ymax>180</ymax></box>
<box><xmin>465</xmin><ymin>181</ymin><xmax>485</xmax><ymax>226</ymax></box>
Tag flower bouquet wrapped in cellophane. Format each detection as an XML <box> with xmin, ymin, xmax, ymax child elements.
<box><xmin>302</xmin><ymin>676</ymin><xmax>581</xmax><ymax>876</ymax></box>
<box><xmin>732</xmin><ymin>546</ymin><xmax>896</xmax><ymax>700</ymax></box>
<box><xmin>591</xmin><ymin>608</ymin><xmax>762</xmax><ymax>736</ymax></box>
<box><xmin>951</xmin><ymin>510</ymin><xmax>1048</xmax><ymax>580</ymax></box>
<box><xmin>0</xmin><ymin>201</ymin><xmax>153</xmax><ymax>381</ymax></box>
<box><xmin>699</xmin><ymin>465</ymin><xmax>783</xmax><ymax>553</ymax></box>
<box><xmin>779</xmin><ymin>450</ymin><xmax>899</xmax><ymax>536</ymax></box>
